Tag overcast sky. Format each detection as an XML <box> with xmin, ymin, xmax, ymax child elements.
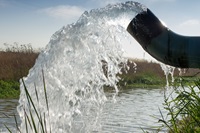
<box><xmin>1</xmin><ymin>0</ymin><xmax>200</xmax><ymax>59</ymax></box>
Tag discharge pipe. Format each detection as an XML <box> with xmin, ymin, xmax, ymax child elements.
<box><xmin>127</xmin><ymin>8</ymin><xmax>200</xmax><ymax>68</ymax></box>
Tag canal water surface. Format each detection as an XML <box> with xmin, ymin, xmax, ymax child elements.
<box><xmin>0</xmin><ymin>88</ymin><xmax>168</xmax><ymax>133</ymax></box>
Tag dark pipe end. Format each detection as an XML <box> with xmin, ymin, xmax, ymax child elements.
<box><xmin>127</xmin><ymin>9</ymin><xmax>166</xmax><ymax>50</ymax></box>
<box><xmin>127</xmin><ymin>8</ymin><xmax>200</xmax><ymax>68</ymax></box>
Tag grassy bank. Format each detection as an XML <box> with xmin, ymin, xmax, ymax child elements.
<box><xmin>118</xmin><ymin>60</ymin><xmax>166</xmax><ymax>88</ymax></box>
<box><xmin>118</xmin><ymin>59</ymin><xmax>200</xmax><ymax>89</ymax></box>
<box><xmin>0</xmin><ymin>80</ymin><xmax>20</xmax><ymax>98</ymax></box>
<box><xmin>0</xmin><ymin>55</ymin><xmax>167</xmax><ymax>98</ymax></box>
<box><xmin>1</xmin><ymin>44</ymin><xmax>200</xmax><ymax>98</ymax></box>
<box><xmin>0</xmin><ymin>44</ymin><xmax>39</xmax><ymax>98</ymax></box>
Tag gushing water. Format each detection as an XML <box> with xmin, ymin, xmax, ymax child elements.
<box><xmin>160</xmin><ymin>63</ymin><xmax>175</xmax><ymax>87</ymax></box>
<box><xmin>17</xmin><ymin>1</ymin><xmax>146</xmax><ymax>132</ymax></box>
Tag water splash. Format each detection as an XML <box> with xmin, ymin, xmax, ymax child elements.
<box><xmin>160</xmin><ymin>63</ymin><xmax>175</xmax><ymax>87</ymax></box>
<box><xmin>17</xmin><ymin>1</ymin><xmax>146</xmax><ymax>132</ymax></box>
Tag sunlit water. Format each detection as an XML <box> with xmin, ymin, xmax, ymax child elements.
<box><xmin>1</xmin><ymin>88</ymin><xmax>168</xmax><ymax>133</ymax></box>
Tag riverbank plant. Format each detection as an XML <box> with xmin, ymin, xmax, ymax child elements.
<box><xmin>0</xmin><ymin>43</ymin><xmax>39</xmax><ymax>81</ymax></box>
<box><xmin>159</xmin><ymin>77</ymin><xmax>200</xmax><ymax>132</ymax></box>
<box><xmin>0</xmin><ymin>43</ymin><xmax>39</xmax><ymax>99</ymax></box>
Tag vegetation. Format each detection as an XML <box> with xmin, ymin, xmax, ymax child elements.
<box><xmin>0</xmin><ymin>43</ymin><xmax>39</xmax><ymax>99</ymax></box>
<box><xmin>0</xmin><ymin>43</ymin><xmax>39</xmax><ymax>81</ymax></box>
<box><xmin>0</xmin><ymin>80</ymin><xmax>19</xmax><ymax>98</ymax></box>
<box><xmin>118</xmin><ymin>59</ymin><xmax>200</xmax><ymax>89</ymax></box>
<box><xmin>118</xmin><ymin>60</ymin><xmax>166</xmax><ymax>88</ymax></box>
<box><xmin>158</xmin><ymin>78</ymin><xmax>200</xmax><ymax>133</ymax></box>
<box><xmin>1</xmin><ymin>43</ymin><xmax>200</xmax><ymax>98</ymax></box>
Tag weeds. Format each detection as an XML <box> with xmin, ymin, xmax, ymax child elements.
<box><xmin>159</xmin><ymin>78</ymin><xmax>200</xmax><ymax>133</ymax></box>
<box><xmin>20</xmin><ymin>73</ymin><xmax>51</xmax><ymax>133</ymax></box>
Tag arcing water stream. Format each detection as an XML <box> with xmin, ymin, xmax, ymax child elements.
<box><xmin>15</xmin><ymin>1</ymin><xmax>161</xmax><ymax>133</ymax></box>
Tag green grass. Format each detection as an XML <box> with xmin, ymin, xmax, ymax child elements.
<box><xmin>21</xmin><ymin>78</ymin><xmax>51</xmax><ymax>133</ymax></box>
<box><xmin>158</xmin><ymin>78</ymin><xmax>200</xmax><ymax>133</ymax></box>
<box><xmin>0</xmin><ymin>43</ymin><xmax>38</xmax><ymax>99</ymax></box>
<box><xmin>0</xmin><ymin>80</ymin><xmax>20</xmax><ymax>99</ymax></box>
<box><xmin>118</xmin><ymin>71</ymin><xmax>166</xmax><ymax>89</ymax></box>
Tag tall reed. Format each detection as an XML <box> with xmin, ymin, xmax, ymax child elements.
<box><xmin>5</xmin><ymin>71</ymin><xmax>51</xmax><ymax>133</ymax></box>
<box><xmin>0</xmin><ymin>43</ymin><xmax>39</xmax><ymax>81</ymax></box>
